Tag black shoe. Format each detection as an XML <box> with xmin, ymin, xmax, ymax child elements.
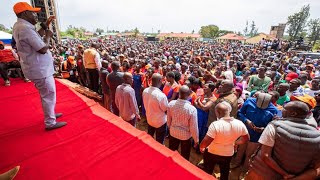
<box><xmin>55</xmin><ymin>113</ymin><xmax>63</xmax><ymax>119</ymax></box>
<box><xmin>45</xmin><ymin>122</ymin><xmax>67</xmax><ymax>131</ymax></box>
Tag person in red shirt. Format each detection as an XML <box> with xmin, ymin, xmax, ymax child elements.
<box><xmin>0</xmin><ymin>41</ymin><xmax>29</xmax><ymax>86</ymax></box>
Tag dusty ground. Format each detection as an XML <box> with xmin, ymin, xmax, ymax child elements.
<box><xmin>136</xmin><ymin>117</ymin><xmax>243</xmax><ymax>180</ymax></box>
<box><xmin>59</xmin><ymin>79</ymin><xmax>243</xmax><ymax>180</ymax></box>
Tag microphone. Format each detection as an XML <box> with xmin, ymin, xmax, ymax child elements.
<box><xmin>40</xmin><ymin>22</ymin><xmax>48</xmax><ymax>30</ymax></box>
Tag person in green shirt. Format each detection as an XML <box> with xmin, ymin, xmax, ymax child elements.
<box><xmin>276</xmin><ymin>83</ymin><xmax>290</xmax><ymax>105</ymax></box>
<box><xmin>247</xmin><ymin>66</ymin><xmax>271</xmax><ymax>92</ymax></box>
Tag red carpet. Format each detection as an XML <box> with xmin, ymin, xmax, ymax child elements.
<box><xmin>0</xmin><ymin>78</ymin><xmax>212</xmax><ymax>180</ymax></box>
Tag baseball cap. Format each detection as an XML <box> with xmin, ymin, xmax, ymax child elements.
<box><xmin>13</xmin><ymin>2</ymin><xmax>41</xmax><ymax>15</ymax></box>
<box><xmin>285</xmin><ymin>72</ymin><xmax>299</xmax><ymax>82</ymax></box>
<box><xmin>291</xmin><ymin>94</ymin><xmax>316</xmax><ymax>109</ymax></box>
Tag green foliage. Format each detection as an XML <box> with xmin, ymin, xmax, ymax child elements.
<box><xmin>0</xmin><ymin>24</ymin><xmax>12</xmax><ymax>34</ymax></box>
<box><xmin>133</xmin><ymin>27</ymin><xmax>140</xmax><ymax>37</ymax></box>
<box><xmin>219</xmin><ymin>30</ymin><xmax>233</xmax><ymax>36</ymax></box>
<box><xmin>199</xmin><ymin>25</ymin><xmax>220</xmax><ymax>39</ymax></box>
<box><xmin>308</xmin><ymin>18</ymin><xmax>320</xmax><ymax>47</ymax></box>
<box><xmin>249</xmin><ymin>21</ymin><xmax>259</xmax><ymax>37</ymax></box>
<box><xmin>62</xmin><ymin>25</ymin><xmax>87</xmax><ymax>38</ymax></box>
<box><xmin>287</xmin><ymin>4</ymin><xmax>310</xmax><ymax>40</ymax></box>
<box><xmin>95</xmin><ymin>28</ymin><xmax>104</xmax><ymax>35</ymax></box>
<box><xmin>243</xmin><ymin>21</ymin><xmax>249</xmax><ymax>36</ymax></box>
<box><xmin>313</xmin><ymin>41</ymin><xmax>320</xmax><ymax>51</ymax></box>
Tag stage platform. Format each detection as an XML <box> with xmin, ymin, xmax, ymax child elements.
<box><xmin>0</xmin><ymin>78</ymin><xmax>213</xmax><ymax>180</ymax></box>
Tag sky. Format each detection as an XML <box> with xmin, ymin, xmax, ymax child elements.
<box><xmin>2</xmin><ymin>0</ymin><xmax>320</xmax><ymax>34</ymax></box>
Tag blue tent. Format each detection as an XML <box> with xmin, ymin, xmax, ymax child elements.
<box><xmin>0</xmin><ymin>31</ymin><xmax>12</xmax><ymax>45</ymax></box>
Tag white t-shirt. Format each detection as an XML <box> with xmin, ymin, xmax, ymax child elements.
<box><xmin>207</xmin><ymin>118</ymin><xmax>248</xmax><ymax>156</ymax></box>
<box><xmin>304</xmin><ymin>88</ymin><xmax>320</xmax><ymax>97</ymax></box>
<box><xmin>258</xmin><ymin>123</ymin><xmax>276</xmax><ymax>147</ymax></box>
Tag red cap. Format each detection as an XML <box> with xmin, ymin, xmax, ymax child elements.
<box><xmin>285</xmin><ymin>72</ymin><xmax>299</xmax><ymax>82</ymax></box>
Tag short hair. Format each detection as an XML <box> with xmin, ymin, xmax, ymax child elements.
<box><xmin>259</xmin><ymin>65</ymin><xmax>267</xmax><ymax>71</ymax></box>
<box><xmin>111</xmin><ymin>61</ymin><xmax>120</xmax><ymax>70</ymax></box>
<box><xmin>166</xmin><ymin>71</ymin><xmax>175</xmax><ymax>79</ymax></box>
<box><xmin>270</xmin><ymin>91</ymin><xmax>280</xmax><ymax>99</ymax></box>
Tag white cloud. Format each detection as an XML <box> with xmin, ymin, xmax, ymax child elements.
<box><xmin>1</xmin><ymin>0</ymin><xmax>320</xmax><ymax>34</ymax></box>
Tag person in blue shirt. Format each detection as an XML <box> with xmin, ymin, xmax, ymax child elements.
<box><xmin>232</xmin><ymin>92</ymin><xmax>278</xmax><ymax>173</ymax></box>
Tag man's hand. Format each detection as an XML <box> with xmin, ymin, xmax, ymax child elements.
<box><xmin>136</xmin><ymin>114</ymin><xmax>141</xmax><ymax>122</ymax></box>
<box><xmin>283</xmin><ymin>174</ymin><xmax>295</xmax><ymax>179</ymax></box>
<box><xmin>194</xmin><ymin>142</ymin><xmax>199</xmax><ymax>149</ymax></box>
<box><xmin>46</xmin><ymin>16</ymin><xmax>55</xmax><ymax>26</ymax></box>
<box><xmin>273</xmin><ymin>114</ymin><xmax>281</xmax><ymax>120</ymax></box>
<box><xmin>246</xmin><ymin>120</ymin><xmax>256</xmax><ymax>130</ymax></box>
<box><xmin>254</xmin><ymin>127</ymin><xmax>265</xmax><ymax>133</ymax></box>
<box><xmin>45</xmin><ymin>30</ymin><xmax>53</xmax><ymax>38</ymax></box>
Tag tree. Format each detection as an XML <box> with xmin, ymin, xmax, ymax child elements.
<box><xmin>308</xmin><ymin>18</ymin><xmax>320</xmax><ymax>47</ymax></box>
<box><xmin>191</xmin><ymin>30</ymin><xmax>195</xmax><ymax>34</ymax></box>
<box><xmin>63</xmin><ymin>25</ymin><xmax>87</xmax><ymax>38</ymax></box>
<box><xmin>158</xmin><ymin>30</ymin><xmax>161</xmax><ymax>34</ymax></box>
<box><xmin>133</xmin><ymin>27</ymin><xmax>140</xmax><ymax>37</ymax></box>
<box><xmin>286</xmin><ymin>4</ymin><xmax>310</xmax><ymax>40</ymax></box>
<box><xmin>218</xmin><ymin>30</ymin><xmax>233</xmax><ymax>37</ymax></box>
<box><xmin>0</xmin><ymin>24</ymin><xmax>12</xmax><ymax>34</ymax></box>
<box><xmin>249</xmin><ymin>21</ymin><xmax>259</xmax><ymax>37</ymax></box>
<box><xmin>95</xmin><ymin>28</ymin><xmax>104</xmax><ymax>35</ymax></box>
<box><xmin>199</xmin><ymin>25</ymin><xmax>220</xmax><ymax>39</ymax></box>
<box><xmin>243</xmin><ymin>20</ymin><xmax>249</xmax><ymax>36</ymax></box>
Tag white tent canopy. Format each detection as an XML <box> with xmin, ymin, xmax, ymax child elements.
<box><xmin>0</xmin><ymin>31</ymin><xmax>12</xmax><ymax>39</ymax></box>
<box><xmin>0</xmin><ymin>31</ymin><xmax>13</xmax><ymax>45</ymax></box>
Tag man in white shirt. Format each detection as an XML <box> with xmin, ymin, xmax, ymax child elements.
<box><xmin>200</xmin><ymin>102</ymin><xmax>249</xmax><ymax>180</ymax></box>
<box><xmin>115</xmin><ymin>72</ymin><xmax>140</xmax><ymax>127</ymax></box>
<box><xmin>167</xmin><ymin>85</ymin><xmax>199</xmax><ymax>160</ymax></box>
<box><xmin>142</xmin><ymin>73</ymin><xmax>168</xmax><ymax>144</ymax></box>
<box><xmin>13</xmin><ymin>2</ymin><xmax>66</xmax><ymax>130</ymax></box>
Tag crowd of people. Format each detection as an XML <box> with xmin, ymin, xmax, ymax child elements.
<box><xmin>4</xmin><ymin>2</ymin><xmax>319</xmax><ymax>180</ymax></box>
<box><xmin>40</xmin><ymin>37</ymin><xmax>319</xmax><ymax>180</ymax></box>
<box><xmin>2</xmin><ymin>35</ymin><xmax>320</xmax><ymax>179</ymax></box>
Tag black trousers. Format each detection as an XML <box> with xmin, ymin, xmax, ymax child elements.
<box><xmin>169</xmin><ymin>136</ymin><xmax>192</xmax><ymax>160</ymax></box>
<box><xmin>203</xmin><ymin>150</ymin><xmax>232</xmax><ymax>180</ymax></box>
<box><xmin>0</xmin><ymin>61</ymin><xmax>21</xmax><ymax>81</ymax></box>
<box><xmin>147</xmin><ymin>123</ymin><xmax>167</xmax><ymax>144</ymax></box>
<box><xmin>86</xmin><ymin>68</ymin><xmax>99</xmax><ymax>93</ymax></box>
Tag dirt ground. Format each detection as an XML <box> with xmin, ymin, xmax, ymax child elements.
<box><xmin>136</xmin><ymin>117</ymin><xmax>243</xmax><ymax>180</ymax></box>
<box><xmin>62</xmin><ymin>79</ymin><xmax>243</xmax><ymax>180</ymax></box>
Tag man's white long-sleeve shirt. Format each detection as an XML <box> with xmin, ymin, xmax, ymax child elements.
<box><xmin>142</xmin><ymin>86</ymin><xmax>168</xmax><ymax>128</ymax></box>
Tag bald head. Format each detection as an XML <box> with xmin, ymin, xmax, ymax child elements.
<box><xmin>151</xmin><ymin>73</ymin><xmax>162</xmax><ymax>88</ymax></box>
<box><xmin>179</xmin><ymin>85</ymin><xmax>191</xmax><ymax>100</ymax></box>
<box><xmin>283</xmin><ymin>101</ymin><xmax>309</xmax><ymax>119</ymax></box>
<box><xmin>218</xmin><ymin>80</ymin><xmax>234</xmax><ymax>94</ymax></box>
<box><xmin>215</xmin><ymin>102</ymin><xmax>232</xmax><ymax>119</ymax></box>
<box><xmin>123</xmin><ymin>72</ymin><xmax>133</xmax><ymax>85</ymax></box>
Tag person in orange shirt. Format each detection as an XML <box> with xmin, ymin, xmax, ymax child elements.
<box><xmin>306</xmin><ymin>64</ymin><xmax>315</xmax><ymax>79</ymax></box>
<box><xmin>162</xmin><ymin>71</ymin><xmax>180</xmax><ymax>102</ymax></box>
<box><xmin>142</xmin><ymin>67</ymin><xmax>154</xmax><ymax>89</ymax></box>
<box><xmin>153</xmin><ymin>58</ymin><xmax>163</xmax><ymax>75</ymax></box>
